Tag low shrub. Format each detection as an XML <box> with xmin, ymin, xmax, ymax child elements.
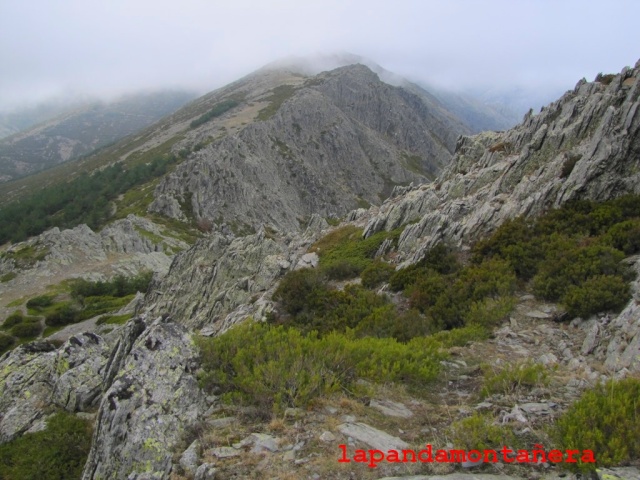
<box><xmin>196</xmin><ymin>322</ymin><xmax>443</xmax><ymax>414</ymax></box>
<box><xmin>449</xmin><ymin>413</ymin><xmax>516</xmax><ymax>451</ymax></box>
<box><xmin>25</xmin><ymin>295</ymin><xmax>54</xmax><ymax>310</ymax></box>
<box><xmin>481</xmin><ymin>361</ymin><xmax>549</xmax><ymax>397</ymax></box>
<box><xmin>10</xmin><ymin>321</ymin><xmax>42</xmax><ymax>339</ymax></box>
<box><xmin>45</xmin><ymin>304</ymin><xmax>79</xmax><ymax>327</ymax></box>
<box><xmin>389</xmin><ymin>243</ymin><xmax>460</xmax><ymax>291</ymax></box>
<box><xmin>3</xmin><ymin>311</ymin><xmax>24</xmax><ymax>328</ymax></box>
<box><xmin>360</xmin><ymin>260</ymin><xmax>395</xmax><ymax>288</ymax></box>
<box><xmin>562</xmin><ymin>275</ymin><xmax>630</xmax><ymax>319</ymax></box>
<box><xmin>0</xmin><ymin>411</ymin><xmax>92</xmax><ymax>480</ymax></box>
<box><xmin>0</xmin><ymin>333</ymin><xmax>15</xmax><ymax>353</ymax></box>
<box><xmin>555</xmin><ymin>377</ymin><xmax>640</xmax><ymax>469</ymax></box>
<box><xmin>602</xmin><ymin>219</ymin><xmax>640</xmax><ymax>254</ymax></box>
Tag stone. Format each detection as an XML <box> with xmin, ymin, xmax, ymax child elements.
<box><xmin>207</xmin><ymin>416</ymin><xmax>236</xmax><ymax>428</ymax></box>
<box><xmin>250</xmin><ymin>433</ymin><xmax>279</xmax><ymax>453</ymax></box>
<box><xmin>319</xmin><ymin>431</ymin><xmax>336</xmax><ymax>442</ymax></box>
<box><xmin>179</xmin><ymin>440</ymin><xmax>200</xmax><ymax>474</ymax></box>
<box><xmin>337</xmin><ymin>422</ymin><xmax>409</xmax><ymax>451</ymax></box>
<box><xmin>194</xmin><ymin>464</ymin><xmax>218</xmax><ymax>480</ymax></box>
<box><xmin>210</xmin><ymin>447</ymin><xmax>240</xmax><ymax>459</ymax></box>
<box><xmin>370</xmin><ymin>399</ymin><xmax>413</xmax><ymax>418</ymax></box>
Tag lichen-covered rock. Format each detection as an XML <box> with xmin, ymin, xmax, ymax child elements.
<box><xmin>81</xmin><ymin>316</ymin><xmax>206</xmax><ymax>480</ymax></box>
<box><xmin>144</xmin><ymin>230</ymin><xmax>305</xmax><ymax>331</ymax></box>
<box><xmin>0</xmin><ymin>334</ymin><xmax>110</xmax><ymax>443</ymax></box>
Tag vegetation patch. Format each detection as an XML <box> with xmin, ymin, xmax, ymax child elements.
<box><xmin>190</xmin><ymin>99</ymin><xmax>240</xmax><ymax>128</ymax></box>
<box><xmin>472</xmin><ymin>195</ymin><xmax>640</xmax><ymax>318</ymax></box>
<box><xmin>0</xmin><ymin>245</ymin><xmax>49</xmax><ymax>269</ymax></box>
<box><xmin>196</xmin><ymin>322</ymin><xmax>449</xmax><ymax>414</ymax></box>
<box><xmin>555</xmin><ymin>377</ymin><xmax>640</xmax><ymax>470</ymax></box>
<box><xmin>0</xmin><ymin>411</ymin><xmax>92</xmax><ymax>480</ymax></box>
<box><xmin>257</xmin><ymin>85</ymin><xmax>297</xmax><ymax>121</ymax></box>
<box><xmin>0</xmin><ymin>153</ymin><xmax>180</xmax><ymax>243</ymax></box>
<box><xmin>96</xmin><ymin>313</ymin><xmax>134</xmax><ymax>326</ymax></box>
<box><xmin>481</xmin><ymin>361</ymin><xmax>549</xmax><ymax>398</ymax></box>
<box><xmin>0</xmin><ymin>272</ymin><xmax>17</xmax><ymax>283</ymax></box>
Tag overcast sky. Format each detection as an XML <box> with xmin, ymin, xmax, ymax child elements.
<box><xmin>1</xmin><ymin>0</ymin><xmax>639</xmax><ymax>111</ymax></box>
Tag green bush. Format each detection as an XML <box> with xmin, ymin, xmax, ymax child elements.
<box><xmin>0</xmin><ymin>411</ymin><xmax>92</xmax><ymax>480</ymax></box>
<box><xmin>562</xmin><ymin>275</ymin><xmax>630</xmax><ymax>318</ymax></box>
<box><xmin>3</xmin><ymin>311</ymin><xmax>24</xmax><ymax>328</ymax></box>
<box><xmin>196</xmin><ymin>322</ymin><xmax>444</xmax><ymax>413</ymax></box>
<box><xmin>555</xmin><ymin>378</ymin><xmax>640</xmax><ymax>469</ymax></box>
<box><xmin>272</xmin><ymin>268</ymin><xmax>328</xmax><ymax>317</ymax></box>
<box><xmin>25</xmin><ymin>295</ymin><xmax>54</xmax><ymax>310</ymax></box>
<box><xmin>361</xmin><ymin>260</ymin><xmax>396</xmax><ymax>289</ymax></box>
<box><xmin>602</xmin><ymin>219</ymin><xmax>640</xmax><ymax>254</ymax></box>
<box><xmin>309</xmin><ymin>226</ymin><xmax>395</xmax><ymax>280</ymax></box>
<box><xmin>10</xmin><ymin>321</ymin><xmax>42</xmax><ymax>339</ymax></box>
<box><xmin>532</xmin><ymin>243</ymin><xmax>627</xmax><ymax>302</ymax></box>
<box><xmin>45</xmin><ymin>304</ymin><xmax>79</xmax><ymax>327</ymax></box>
<box><xmin>389</xmin><ymin>243</ymin><xmax>460</xmax><ymax>291</ymax></box>
<box><xmin>0</xmin><ymin>333</ymin><xmax>15</xmax><ymax>354</ymax></box>
<box><xmin>70</xmin><ymin>271</ymin><xmax>152</xmax><ymax>299</ymax></box>
<box><xmin>190</xmin><ymin>99</ymin><xmax>239</xmax><ymax>128</ymax></box>
<box><xmin>449</xmin><ymin>413</ymin><xmax>516</xmax><ymax>451</ymax></box>
<box><xmin>481</xmin><ymin>361</ymin><xmax>549</xmax><ymax>397</ymax></box>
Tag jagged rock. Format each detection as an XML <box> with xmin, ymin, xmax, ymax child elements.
<box><xmin>81</xmin><ymin>317</ymin><xmax>206</xmax><ymax>480</ymax></box>
<box><xmin>319</xmin><ymin>431</ymin><xmax>336</xmax><ymax>442</ymax></box>
<box><xmin>143</xmin><ymin>230</ymin><xmax>314</xmax><ymax>331</ymax></box>
<box><xmin>337</xmin><ymin>422</ymin><xmax>409</xmax><ymax>450</ymax></box>
<box><xmin>194</xmin><ymin>464</ymin><xmax>218</xmax><ymax>480</ymax></box>
<box><xmin>378</xmin><ymin>475</ymin><xmax>518</xmax><ymax>480</ymax></box>
<box><xmin>0</xmin><ymin>335</ymin><xmax>110</xmax><ymax>443</ymax></box>
<box><xmin>295</xmin><ymin>252</ymin><xmax>319</xmax><ymax>269</ymax></box>
<box><xmin>362</xmin><ymin>65</ymin><xmax>640</xmax><ymax>268</ymax></box>
<box><xmin>179</xmin><ymin>440</ymin><xmax>200</xmax><ymax>474</ymax></box>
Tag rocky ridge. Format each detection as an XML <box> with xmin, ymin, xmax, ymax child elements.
<box><xmin>149</xmin><ymin>64</ymin><xmax>468</xmax><ymax>234</ymax></box>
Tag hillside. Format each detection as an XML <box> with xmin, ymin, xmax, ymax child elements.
<box><xmin>0</xmin><ymin>90</ymin><xmax>195</xmax><ymax>182</ymax></box>
<box><xmin>0</xmin><ymin>59</ymin><xmax>639</xmax><ymax>480</ymax></box>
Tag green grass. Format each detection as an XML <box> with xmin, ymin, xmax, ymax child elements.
<box><xmin>0</xmin><ymin>245</ymin><xmax>49</xmax><ymax>268</ymax></box>
<box><xmin>190</xmin><ymin>99</ymin><xmax>240</xmax><ymax>128</ymax></box>
<box><xmin>257</xmin><ymin>85</ymin><xmax>297</xmax><ymax>121</ymax></box>
<box><xmin>96</xmin><ymin>313</ymin><xmax>134</xmax><ymax>326</ymax></box>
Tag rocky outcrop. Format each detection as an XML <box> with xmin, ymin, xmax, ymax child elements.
<box><xmin>363</xmin><ymin>62</ymin><xmax>640</xmax><ymax>265</ymax></box>
<box><xmin>149</xmin><ymin>64</ymin><xmax>469</xmax><ymax>234</ymax></box>
<box><xmin>0</xmin><ymin>334</ymin><xmax>110</xmax><ymax>442</ymax></box>
<box><xmin>143</xmin><ymin>219</ymin><xmax>327</xmax><ymax>332</ymax></box>
<box><xmin>81</xmin><ymin>316</ymin><xmax>206</xmax><ymax>480</ymax></box>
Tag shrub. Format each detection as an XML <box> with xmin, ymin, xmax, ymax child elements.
<box><xmin>389</xmin><ymin>243</ymin><xmax>460</xmax><ymax>291</ymax></box>
<box><xmin>532</xmin><ymin>243</ymin><xmax>627</xmax><ymax>301</ymax></box>
<box><xmin>555</xmin><ymin>378</ymin><xmax>640</xmax><ymax>469</ymax></box>
<box><xmin>602</xmin><ymin>219</ymin><xmax>640</xmax><ymax>254</ymax></box>
<box><xmin>0</xmin><ymin>411</ymin><xmax>92</xmax><ymax>480</ymax></box>
<box><xmin>0</xmin><ymin>333</ymin><xmax>15</xmax><ymax>353</ymax></box>
<box><xmin>481</xmin><ymin>361</ymin><xmax>548</xmax><ymax>397</ymax></box>
<box><xmin>360</xmin><ymin>260</ymin><xmax>395</xmax><ymax>288</ymax></box>
<box><xmin>449</xmin><ymin>413</ymin><xmax>516</xmax><ymax>451</ymax></box>
<box><xmin>25</xmin><ymin>295</ymin><xmax>54</xmax><ymax>310</ymax></box>
<box><xmin>309</xmin><ymin>226</ymin><xmax>394</xmax><ymax>280</ymax></box>
<box><xmin>45</xmin><ymin>304</ymin><xmax>79</xmax><ymax>327</ymax></box>
<box><xmin>3</xmin><ymin>311</ymin><xmax>24</xmax><ymax>328</ymax></box>
<box><xmin>190</xmin><ymin>99</ymin><xmax>239</xmax><ymax>128</ymax></box>
<box><xmin>196</xmin><ymin>322</ymin><xmax>443</xmax><ymax>414</ymax></box>
<box><xmin>10</xmin><ymin>321</ymin><xmax>42</xmax><ymax>339</ymax></box>
<box><xmin>272</xmin><ymin>268</ymin><xmax>328</xmax><ymax>317</ymax></box>
<box><xmin>562</xmin><ymin>275</ymin><xmax>630</xmax><ymax>318</ymax></box>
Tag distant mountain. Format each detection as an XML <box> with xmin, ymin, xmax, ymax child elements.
<box><xmin>0</xmin><ymin>90</ymin><xmax>195</xmax><ymax>182</ymax></box>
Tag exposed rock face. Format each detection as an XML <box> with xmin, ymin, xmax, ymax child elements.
<box><xmin>149</xmin><ymin>64</ymin><xmax>468</xmax><ymax>233</ymax></box>
<box><xmin>144</xmin><ymin>220</ymin><xmax>326</xmax><ymax>331</ymax></box>
<box><xmin>81</xmin><ymin>316</ymin><xmax>206</xmax><ymax>480</ymax></box>
<box><xmin>0</xmin><ymin>334</ymin><xmax>110</xmax><ymax>442</ymax></box>
<box><xmin>363</xmin><ymin>62</ymin><xmax>640</xmax><ymax>264</ymax></box>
